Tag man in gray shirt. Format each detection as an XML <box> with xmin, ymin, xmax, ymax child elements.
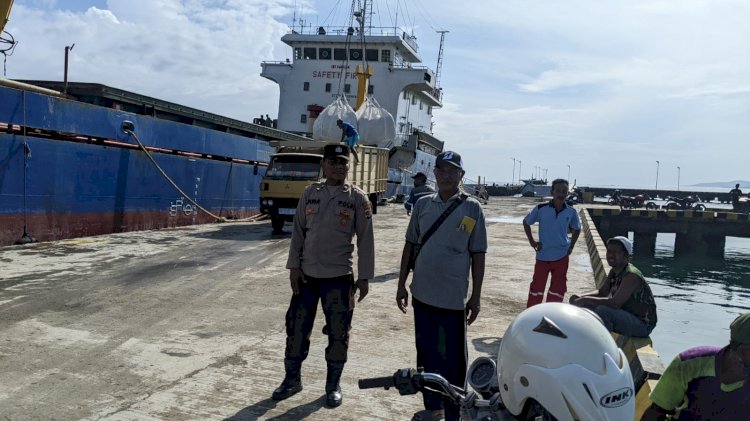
<box><xmin>396</xmin><ymin>150</ymin><xmax>487</xmax><ymax>421</ymax></box>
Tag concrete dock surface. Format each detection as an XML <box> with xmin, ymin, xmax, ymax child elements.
<box><xmin>0</xmin><ymin>197</ymin><xmax>598</xmax><ymax>420</ymax></box>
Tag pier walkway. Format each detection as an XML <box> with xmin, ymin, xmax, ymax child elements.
<box><xmin>0</xmin><ymin>198</ymin><xmax>613</xmax><ymax>420</ymax></box>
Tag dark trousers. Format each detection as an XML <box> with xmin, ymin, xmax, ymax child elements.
<box><xmin>413</xmin><ymin>297</ymin><xmax>467</xmax><ymax>421</ymax></box>
<box><xmin>284</xmin><ymin>274</ymin><xmax>354</xmax><ymax>369</ymax></box>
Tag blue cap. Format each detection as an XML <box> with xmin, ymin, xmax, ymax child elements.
<box><xmin>436</xmin><ymin>151</ymin><xmax>463</xmax><ymax>170</ymax></box>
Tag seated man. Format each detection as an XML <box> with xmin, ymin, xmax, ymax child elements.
<box><xmin>641</xmin><ymin>313</ymin><xmax>750</xmax><ymax>420</ymax></box>
<box><xmin>569</xmin><ymin>236</ymin><xmax>657</xmax><ymax>337</ymax></box>
<box><xmin>404</xmin><ymin>172</ymin><xmax>434</xmax><ymax>215</ymax></box>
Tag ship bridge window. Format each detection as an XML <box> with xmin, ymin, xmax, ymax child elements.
<box><xmin>366</xmin><ymin>49</ymin><xmax>378</xmax><ymax>61</ymax></box>
<box><xmin>303</xmin><ymin>82</ymin><xmax>310</xmax><ymax>91</ymax></box>
<box><xmin>304</xmin><ymin>47</ymin><xmax>317</xmax><ymax>59</ymax></box>
<box><xmin>403</xmin><ymin>91</ymin><xmax>409</xmax><ymax>100</ymax></box>
<box><xmin>424</xmin><ymin>72</ymin><xmax>431</xmax><ymax>82</ymax></box>
<box><xmin>319</xmin><ymin>48</ymin><xmax>331</xmax><ymax>60</ymax></box>
<box><xmin>325</xmin><ymin>83</ymin><xmax>332</xmax><ymax>92</ymax></box>
<box><xmin>368</xmin><ymin>85</ymin><xmax>374</xmax><ymax>94</ymax></box>
<box><xmin>344</xmin><ymin>84</ymin><xmax>351</xmax><ymax>93</ymax></box>
<box><xmin>349</xmin><ymin>49</ymin><xmax>362</xmax><ymax>60</ymax></box>
<box><xmin>334</xmin><ymin>48</ymin><xmax>347</xmax><ymax>60</ymax></box>
<box><xmin>412</xmin><ymin>96</ymin><xmax>417</xmax><ymax>105</ymax></box>
<box><xmin>381</xmin><ymin>49</ymin><xmax>391</xmax><ymax>63</ymax></box>
<box><xmin>294</xmin><ymin>48</ymin><xmax>302</xmax><ymax>60</ymax></box>
<box><xmin>300</xmin><ymin>114</ymin><xmax>307</xmax><ymax>124</ymax></box>
<box><xmin>427</xmin><ymin>106</ymin><xmax>432</xmax><ymax>115</ymax></box>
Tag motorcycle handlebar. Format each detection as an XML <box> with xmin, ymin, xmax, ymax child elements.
<box><xmin>358</xmin><ymin>375</ymin><xmax>395</xmax><ymax>389</ymax></box>
<box><xmin>359</xmin><ymin>369</ymin><xmax>465</xmax><ymax>404</ymax></box>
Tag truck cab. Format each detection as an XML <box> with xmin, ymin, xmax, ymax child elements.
<box><xmin>260</xmin><ymin>141</ymin><xmax>389</xmax><ymax>233</ymax></box>
<box><xmin>260</xmin><ymin>152</ymin><xmax>323</xmax><ymax>232</ymax></box>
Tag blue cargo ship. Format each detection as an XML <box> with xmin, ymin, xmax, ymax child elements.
<box><xmin>0</xmin><ymin>80</ymin><xmax>308</xmax><ymax>246</ymax></box>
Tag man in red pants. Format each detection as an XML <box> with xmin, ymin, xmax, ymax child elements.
<box><xmin>522</xmin><ymin>179</ymin><xmax>581</xmax><ymax>307</ymax></box>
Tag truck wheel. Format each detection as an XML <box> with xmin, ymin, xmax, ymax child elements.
<box><xmin>646</xmin><ymin>202</ymin><xmax>657</xmax><ymax>209</ymax></box>
<box><xmin>369</xmin><ymin>194</ymin><xmax>378</xmax><ymax>215</ymax></box>
<box><xmin>271</xmin><ymin>214</ymin><xmax>284</xmax><ymax>233</ymax></box>
<box><xmin>694</xmin><ymin>204</ymin><xmax>706</xmax><ymax>212</ymax></box>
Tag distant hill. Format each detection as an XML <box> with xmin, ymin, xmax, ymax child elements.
<box><xmin>691</xmin><ymin>180</ymin><xmax>750</xmax><ymax>189</ymax></box>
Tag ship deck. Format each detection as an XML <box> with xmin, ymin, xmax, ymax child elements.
<box><xmin>0</xmin><ymin>198</ymin><xmax>633</xmax><ymax>420</ymax></box>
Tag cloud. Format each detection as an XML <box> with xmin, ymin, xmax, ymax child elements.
<box><xmin>5</xmin><ymin>0</ymin><xmax>750</xmax><ymax>186</ymax></box>
<box><xmin>5</xmin><ymin>0</ymin><xmax>302</xmax><ymax>120</ymax></box>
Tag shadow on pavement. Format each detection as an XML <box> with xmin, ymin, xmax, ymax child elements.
<box><xmin>225</xmin><ymin>395</ymin><xmax>326</xmax><ymax>420</ymax></box>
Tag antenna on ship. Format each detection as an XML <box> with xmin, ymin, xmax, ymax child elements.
<box><xmin>435</xmin><ymin>30</ymin><xmax>449</xmax><ymax>89</ymax></box>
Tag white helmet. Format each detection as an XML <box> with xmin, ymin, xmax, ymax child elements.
<box><xmin>497</xmin><ymin>303</ymin><xmax>634</xmax><ymax>421</ymax></box>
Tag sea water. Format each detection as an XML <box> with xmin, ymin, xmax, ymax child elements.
<box><xmin>633</xmin><ymin>234</ymin><xmax>750</xmax><ymax>364</ymax></box>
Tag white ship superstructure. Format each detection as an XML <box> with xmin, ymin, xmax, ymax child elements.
<box><xmin>261</xmin><ymin>9</ymin><xmax>447</xmax><ymax>196</ymax></box>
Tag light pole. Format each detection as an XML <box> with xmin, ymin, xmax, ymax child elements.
<box><xmin>64</xmin><ymin>43</ymin><xmax>75</xmax><ymax>94</ymax></box>
<box><xmin>677</xmin><ymin>166</ymin><xmax>681</xmax><ymax>192</ymax></box>
<box><xmin>655</xmin><ymin>160</ymin><xmax>660</xmax><ymax>192</ymax></box>
<box><xmin>510</xmin><ymin>157</ymin><xmax>516</xmax><ymax>184</ymax></box>
<box><xmin>543</xmin><ymin>168</ymin><xmax>548</xmax><ymax>182</ymax></box>
<box><xmin>518</xmin><ymin>160</ymin><xmax>522</xmax><ymax>184</ymax></box>
<box><xmin>567</xmin><ymin>164</ymin><xmax>571</xmax><ymax>181</ymax></box>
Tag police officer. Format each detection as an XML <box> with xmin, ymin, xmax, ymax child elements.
<box><xmin>272</xmin><ymin>144</ymin><xmax>374</xmax><ymax>408</ymax></box>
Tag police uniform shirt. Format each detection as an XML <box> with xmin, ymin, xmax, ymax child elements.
<box><xmin>286</xmin><ymin>182</ymin><xmax>375</xmax><ymax>280</ymax></box>
<box><xmin>406</xmin><ymin>191</ymin><xmax>487</xmax><ymax>310</ymax></box>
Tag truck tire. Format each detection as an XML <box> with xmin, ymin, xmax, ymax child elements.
<box><xmin>271</xmin><ymin>214</ymin><xmax>285</xmax><ymax>233</ymax></box>
<box><xmin>369</xmin><ymin>194</ymin><xmax>378</xmax><ymax>215</ymax></box>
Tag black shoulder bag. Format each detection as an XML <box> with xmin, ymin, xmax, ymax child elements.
<box><xmin>407</xmin><ymin>193</ymin><xmax>467</xmax><ymax>271</ymax></box>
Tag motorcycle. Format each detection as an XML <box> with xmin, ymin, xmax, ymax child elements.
<box><xmin>359</xmin><ymin>304</ymin><xmax>637</xmax><ymax>421</ymax></box>
<box><xmin>663</xmin><ymin>195</ymin><xmax>706</xmax><ymax>212</ymax></box>
<box><xmin>565</xmin><ymin>188</ymin><xmax>582</xmax><ymax>206</ymax></box>
<box><xmin>359</xmin><ymin>358</ymin><xmax>510</xmax><ymax>421</ymax></box>
<box><xmin>733</xmin><ymin>196</ymin><xmax>750</xmax><ymax>213</ymax></box>
<box><xmin>607</xmin><ymin>190</ymin><xmax>656</xmax><ymax>209</ymax></box>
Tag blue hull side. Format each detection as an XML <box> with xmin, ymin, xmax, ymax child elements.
<box><xmin>0</xmin><ymin>85</ymin><xmax>274</xmax><ymax>246</ymax></box>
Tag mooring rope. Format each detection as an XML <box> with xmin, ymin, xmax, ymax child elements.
<box><xmin>123</xmin><ymin>124</ymin><xmax>266</xmax><ymax>223</ymax></box>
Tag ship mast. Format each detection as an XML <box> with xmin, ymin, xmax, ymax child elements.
<box><xmin>435</xmin><ymin>30</ymin><xmax>449</xmax><ymax>89</ymax></box>
<box><xmin>354</xmin><ymin>0</ymin><xmax>372</xmax><ymax>110</ymax></box>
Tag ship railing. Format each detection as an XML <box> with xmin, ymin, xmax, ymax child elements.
<box><xmin>288</xmin><ymin>24</ymin><xmax>419</xmax><ymax>51</ymax></box>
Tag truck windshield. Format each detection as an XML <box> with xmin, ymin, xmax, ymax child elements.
<box><xmin>265</xmin><ymin>157</ymin><xmax>321</xmax><ymax>180</ymax></box>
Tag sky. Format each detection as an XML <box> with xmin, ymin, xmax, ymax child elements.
<box><xmin>4</xmin><ymin>0</ymin><xmax>750</xmax><ymax>188</ymax></box>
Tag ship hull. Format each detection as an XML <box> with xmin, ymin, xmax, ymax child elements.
<box><xmin>0</xmin><ymin>84</ymin><xmax>273</xmax><ymax>246</ymax></box>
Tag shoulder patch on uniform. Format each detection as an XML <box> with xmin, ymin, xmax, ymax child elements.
<box><xmin>350</xmin><ymin>184</ymin><xmax>367</xmax><ymax>195</ymax></box>
<box><xmin>363</xmin><ymin>201</ymin><xmax>372</xmax><ymax>219</ymax></box>
<box><xmin>536</xmin><ymin>203</ymin><xmax>547</xmax><ymax>209</ymax></box>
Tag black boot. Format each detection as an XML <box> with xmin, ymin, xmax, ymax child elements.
<box><xmin>272</xmin><ymin>360</ymin><xmax>303</xmax><ymax>401</ymax></box>
<box><xmin>325</xmin><ymin>366</ymin><xmax>344</xmax><ymax>408</ymax></box>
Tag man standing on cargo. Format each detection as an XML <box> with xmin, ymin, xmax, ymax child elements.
<box><xmin>522</xmin><ymin>179</ymin><xmax>581</xmax><ymax>307</ymax></box>
<box><xmin>404</xmin><ymin>172</ymin><xmax>434</xmax><ymax>216</ymax></box>
<box><xmin>272</xmin><ymin>144</ymin><xmax>374</xmax><ymax>408</ymax></box>
<box><xmin>396</xmin><ymin>150</ymin><xmax>487</xmax><ymax>421</ymax></box>
<box><xmin>641</xmin><ymin>312</ymin><xmax>750</xmax><ymax>421</ymax></box>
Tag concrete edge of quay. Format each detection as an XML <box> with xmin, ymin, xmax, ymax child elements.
<box><xmin>579</xmin><ymin>206</ymin><xmax>665</xmax><ymax>421</ymax></box>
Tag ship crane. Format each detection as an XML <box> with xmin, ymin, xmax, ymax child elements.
<box><xmin>434</xmin><ymin>30</ymin><xmax>449</xmax><ymax>89</ymax></box>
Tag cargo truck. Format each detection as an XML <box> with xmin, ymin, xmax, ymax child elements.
<box><xmin>260</xmin><ymin>141</ymin><xmax>389</xmax><ymax>233</ymax></box>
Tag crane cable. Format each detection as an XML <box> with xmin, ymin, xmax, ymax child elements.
<box><xmin>124</xmin><ymin>124</ymin><xmax>265</xmax><ymax>223</ymax></box>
